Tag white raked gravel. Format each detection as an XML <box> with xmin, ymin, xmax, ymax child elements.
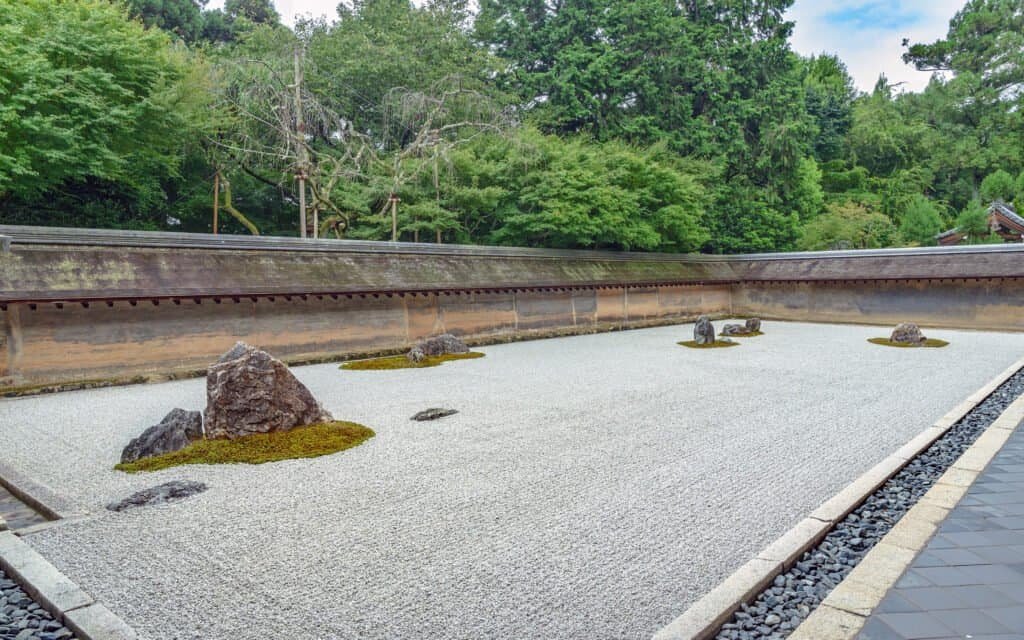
<box><xmin>2</xmin><ymin>321</ymin><xmax>1024</xmax><ymax>639</ymax></box>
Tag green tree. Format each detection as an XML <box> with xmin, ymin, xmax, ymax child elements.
<box><xmin>125</xmin><ymin>0</ymin><xmax>206</xmax><ymax>41</ymax></box>
<box><xmin>898</xmin><ymin>196</ymin><xmax>944</xmax><ymax>245</ymax></box>
<box><xmin>0</xmin><ymin>0</ymin><xmax>208</xmax><ymax>206</ymax></box>
<box><xmin>803</xmin><ymin>54</ymin><xmax>856</xmax><ymax>162</ymax></box>
<box><xmin>954</xmin><ymin>199</ymin><xmax>995</xmax><ymax>243</ymax></box>
<box><xmin>797</xmin><ymin>201</ymin><xmax>898</xmax><ymax>250</ymax></box>
<box><xmin>224</xmin><ymin>0</ymin><xmax>279</xmax><ymax>24</ymax></box>
<box><xmin>980</xmin><ymin>169</ymin><xmax>1016</xmax><ymax>202</ymax></box>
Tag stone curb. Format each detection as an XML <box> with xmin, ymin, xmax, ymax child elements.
<box><xmin>787</xmin><ymin>383</ymin><xmax>1024</xmax><ymax>639</ymax></box>
<box><xmin>0</xmin><ymin>459</ymin><xmax>86</xmax><ymax>521</ymax></box>
<box><xmin>0</xmin><ymin>531</ymin><xmax>137</xmax><ymax>639</ymax></box>
<box><xmin>651</xmin><ymin>356</ymin><xmax>1024</xmax><ymax>640</ymax></box>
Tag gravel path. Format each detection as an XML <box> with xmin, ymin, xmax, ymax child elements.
<box><xmin>2</xmin><ymin>321</ymin><xmax>1023</xmax><ymax>640</ymax></box>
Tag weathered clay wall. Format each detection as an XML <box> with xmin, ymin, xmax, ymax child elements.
<box><xmin>1</xmin><ymin>225</ymin><xmax>1022</xmax><ymax>392</ymax></box>
<box><xmin>733</xmin><ymin>279</ymin><xmax>1024</xmax><ymax>332</ymax></box>
<box><xmin>0</xmin><ymin>284</ymin><xmax>732</xmax><ymax>390</ymax></box>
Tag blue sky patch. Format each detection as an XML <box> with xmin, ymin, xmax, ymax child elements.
<box><xmin>824</xmin><ymin>1</ymin><xmax>924</xmax><ymax>30</ymax></box>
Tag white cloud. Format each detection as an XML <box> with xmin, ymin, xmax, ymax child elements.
<box><xmin>786</xmin><ymin>0</ymin><xmax>966</xmax><ymax>93</ymax></box>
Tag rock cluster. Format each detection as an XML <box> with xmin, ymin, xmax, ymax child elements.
<box><xmin>107</xmin><ymin>481</ymin><xmax>208</xmax><ymax>512</ymax></box>
<box><xmin>120</xmin><ymin>342</ymin><xmax>333</xmax><ymax>464</ymax></box>
<box><xmin>693</xmin><ymin>316</ymin><xmax>716</xmax><ymax>344</ymax></box>
<box><xmin>407</xmin><ymin>333</ymin><xmax>470</xmax><ymax>363</ymax></box>
<box><xmin>714</xmin><ymin>369</ymin><xmax>1024</xmax><ymax>640</ymax></box>
<box><xmin>721</xmin><ymin>318</ymin><xmax>762</xmax><ymax>337</ymax></box>
<box><xmin>0</xmin><ymin>569</ymin><xmax>75</xmax><ymax>639</ymax></box>
<box><xmin>890</xmin><ymin>322</ymin><xmax>926</xmax><ymax>345</ymax></box>
<box><xmin>120</xmin><ymin>408</ymin><xmax>202</xmax><ymax>464</ymax></box>
<box><xmin>204</xmin><ymin>342</ymin><xmax>332</xmax><ymax>439</ymax></box>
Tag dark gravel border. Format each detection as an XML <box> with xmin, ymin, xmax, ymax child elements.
<box><xmin>0</xmin><ymin>567</ymin><xmax>76</xmax><ymax>640</ymax></box>
<box><xmin>714</xmin><ymin>368</ymin><xmax>1024</xmax><ymax>640</ymax></box>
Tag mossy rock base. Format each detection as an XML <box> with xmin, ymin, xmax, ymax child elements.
<box><xmin>868</xmin><ymin>338</ymin><xmax>950</xmax><ymax>349</ymax></box>
<box><xmin>678</xmin><ymin>340</ymin><xmax>740</xmax><ymax>349</ymax></box>
<box><xmin>722</xmin><ymin>330</ymin><xmax>764</xmax><ymax>338</ymax></box>
<box><xmin>340</xmin><ymin>351</ymin><xmax>485</xmax><ymax>370</ymax></box>
<box><xmin>115</xmin><ymin>421</ymin><xmax>375</xmax><ymax>473</ymax></box>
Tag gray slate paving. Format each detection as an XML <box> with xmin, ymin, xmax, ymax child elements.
<box><xmin>859</xmin><ymin>422</ymin><xmax>1024</xmax><ymax>640</ymax></box>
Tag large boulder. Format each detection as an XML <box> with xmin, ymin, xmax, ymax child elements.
<box><xmin>694</xmin><ymin>316</ymin><xmax>715</xmax><ymax>345</ymax></box>
<box><xmin>407</xmin><ymin>333</ymin><xmax>469</xmax><ymax>362</ymax></box>
<box><xmin>890</xmin><ymin>323</ymin><xmax>925</xmax><ymax>345</ymax></box>
<box><xmin>121</xmin><ymin>408</ymin><xmax>203</xmax><ymax>464</ymax></box>
<box><xmin>204</xmin><ymin>342</ymin><xmax>332</xmax><ymax>439</ymax></box>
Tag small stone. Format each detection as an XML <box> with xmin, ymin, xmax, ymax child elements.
<box><xmin>890</xmin><ymin>322</ymin><xmax>926</xmax><ymax>345</ymax></box>
<box><xmin>745</xmin><ymin>318</ymin><xmax>761</xmax><ymax>333</ymax></box>
<box><xmin>411</xmin><ymin>408</ymin><xmax>458</xmax><ymax>422</ymax></box>
<box><xmin>107</xmin><ymin>480</ymin><xmax>208</xmax><ymax>512</ymax></box>
<box><xmin>406</xmin><ymin>347</ymin><xmax>426</xmax><ymax>363</ymax></box>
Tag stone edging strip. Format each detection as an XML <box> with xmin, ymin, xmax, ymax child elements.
<box><xmin>0</xmin><ymin>459</ymin><xmax>85</xmax><ymax>521</ymax></box>
<box><xmin>787</xmin><ymin>379</ymin><xmax>1024</xmax><ymax>639</ymax></box>
<box><xmin>0</xmin><ymin>531</ymin><xmax>137</xmax><ymax>639</ymax></box>
<box><xmin>652</xmin><ymin>356</ymin><xmax>1024</xmax><ymax>640</ymax></box>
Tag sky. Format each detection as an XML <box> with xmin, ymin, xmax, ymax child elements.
<box><xmin>208</xmin><ymin>0</ymin><xmax>966</xmax><ymax>94</ymax></box>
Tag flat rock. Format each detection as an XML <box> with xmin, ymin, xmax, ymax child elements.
<box><xmin>106</xmin><ymin>481</ymin><xmax>207</xmax><ymax>512</ymax></box>
<box><xmin>411</xmin><ymin>408</ymin><xmax>459</xmax><ymax>421</ymax></box>
<box><xmin>693</xmin><ymin>316</ymin><xmax>715</xmax><ymax>345</ymax></box>
<box><xmin>205</xmin><ymin>342</ymin><xmax>332</xmax><ymax>439</ymax></box>
<box><xmin>120</xmin><ymin>408</ymin><xmax>203</xmax><ymax>464</ymax></box>
<box><xmin>720</xmin><ymin>323</ymin><xmax>750</xmax><ymax>336</ymax></box>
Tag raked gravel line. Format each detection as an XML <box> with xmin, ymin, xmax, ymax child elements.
<box><xmin>1</xmin><ymin>321</ymin><xmax>1024</xmax><ymax>640</ymax></box>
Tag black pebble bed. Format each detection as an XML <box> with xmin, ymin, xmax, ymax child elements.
<box><xmin>0</xmin><ymin>568</ymin><xmax>76</xmax><ymax>640</ymax></box>
<box><xmin>715</xmin><ymin>368</ymin><xmax>1024</xmax><ymax>640</ymax></box>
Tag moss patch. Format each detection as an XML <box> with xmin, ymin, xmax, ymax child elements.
<box><xmin>868</xmin><ymin>338</ymin><xmax>950</xmax><ymax>349</ymax></box>
<box><xmin>678</xmin><ymin>340</ymin><xmax>740</xmax><ymax>349</ymax></box>
<box><xmin>723</xmin><ymin>330</ymin><xmax>764</xmax><ymax>338</ymax></box>
<box><xmin>115</xmin><ymin>421</ymin><xmax>375</xmax><ymax>473</ymax></box>
<box><xmin>340</xmin><ymin>351</ymin><xmax>485</xmax><ymax>370</ymax></box>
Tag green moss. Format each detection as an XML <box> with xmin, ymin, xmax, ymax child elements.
<box><xmin>678</xmin><ymin>340</ymin><xmax>740</xmax><ymax>349</ymax></box>
<box><xmin>868</xmin><ymin>338</ymin><xmax>950</xmax><ymax>349</ymax></box>
<box><xmin>115</xmin><ymin>421</ymin><xmax>375</xmax><ymax>473</ymax></box>
<box><xmin>340</xmin><ymin>351</ymin><xmax>485</xmax><ymax>370</ymax></box>
<box><xmin>724</xmin><ymin>330</ymin><xmax>764</xmax><ymax>337</ymax></box>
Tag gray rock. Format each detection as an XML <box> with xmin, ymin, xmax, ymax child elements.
<box><xmin>204</xmin><ymin>343</ymin><xmax>332</xmax><ymax>439</ymax></box>
<box><xmin>745</xmin><ymin>318</ymin><xmax>762</xmax><ymax>333</ymax></box>
<box><xmin>890</xmin><ymin>322</ymin><xmax>925</xmax><ymax>344</ymax></box>
<box><xmin>409</xmin><ymin>333</ymin><xmax>469</xmax><ymax>358</ymax></box>
<box><xmin>406</xmin><ymin>347</ymin><xmax>426</xmax><ymax>363</ymax></box>
<box><xmin>120</xmin><ymin>408</ymin><xmax>203</xmax><ymax>464</ymax></box>
<box><xmin>720</xmin><ymin>324</ymin><xmax>749</xmax><ymax>337</ymax></box>
<box><xmin>106</xmin><ymin>480</ymin><xmax>208</xmax><ymax>512</ymax></box>
<box><xmin>411</xmin><ymin>408</ymin><xmax>458</xmax><ymax>421</ymax></box>
<box><xmin>694</xmin><ymin>316</ymin><xmax>715</xmax><ymax>345</ymax></box>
